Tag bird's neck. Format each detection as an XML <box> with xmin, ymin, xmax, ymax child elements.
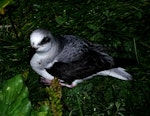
<box><xmin>36</xmin><ymin>38</ymin><xmax>62</xmax><ymax>61</ymax></box>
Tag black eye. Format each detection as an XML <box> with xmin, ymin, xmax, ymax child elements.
<box><xmin>39</xmin><ymin>37</ymin><xmax>51</xmax><ymax>45</ymax></box>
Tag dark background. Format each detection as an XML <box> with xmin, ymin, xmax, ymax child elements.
<box><xmin>0</xmin><ymin>0</ymin><xmax>150</xmax><ymax>115</ymax></box>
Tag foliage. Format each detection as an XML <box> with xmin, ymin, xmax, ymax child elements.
<box><xmin>0</xmin><ymin>0</ymin><xmax>14</xmax><ymax>15</ymax></box>
<box><xmin>0</xmin><ymin>74</ymin><xmax>64</xmax><ymax>116</ymax></box>
<box><xmin>0</xmin><ymin>74</ymin><xmax>31</xmax><ymax>116</ymax></box>
<box><xmin>46</xmin><ymin>78</ymin><xmax>63</xmax><ymax>116</ymax></box>
<box><xmin>0</xmin><ymin>0</ymin><xmax>150</xmax><ymax>115</ymax></box>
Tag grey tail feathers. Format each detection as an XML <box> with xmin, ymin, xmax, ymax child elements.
<box><xmin>97</xmin><ymin>67</ymin><xmax>132</xmax><ymax>80</ymax></box>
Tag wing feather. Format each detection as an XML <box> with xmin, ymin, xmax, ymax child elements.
<box><xmin>56</xmin><ymin>35</ymin><xmax>88</xmax><ymax>63</ymax></box>
<box><xmin>47</xmin><ymin>50</ymin><xmax>114</xmax><ymax>83</ymax></box>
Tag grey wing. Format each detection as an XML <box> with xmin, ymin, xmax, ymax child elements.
<box><xmin>56</xmin><ymin>35</ymin><xmax>89</xmax><ymax>63</ymax></box>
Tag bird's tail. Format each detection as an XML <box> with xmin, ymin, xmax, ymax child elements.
<box><xmin>97</xmin><ymin>67</ymin><xmax>132</xmax><ymax>80</ymax></box>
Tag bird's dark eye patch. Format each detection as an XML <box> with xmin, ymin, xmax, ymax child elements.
<box><xmin>39</xmin><ymin>37</ymin><xmax>51</xmax><ymax>45</ymax></box>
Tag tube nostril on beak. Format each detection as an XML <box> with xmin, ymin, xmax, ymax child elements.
<box><xmin>31</xmin><ymin>43</ymin><xmax>39</xmax><ymax>50</ymax></box>
<box><xmin>31</xmin><ymin>45</ymin><xmax>38</xmax><ymax>51</ymax></box>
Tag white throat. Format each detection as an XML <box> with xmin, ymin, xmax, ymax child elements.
<box><xmin>33</xmin><ymin>39</ymin><xmax>60</xmax><ymax>65</ymax></box>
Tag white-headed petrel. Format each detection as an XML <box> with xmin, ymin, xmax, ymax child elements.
<box><xmin>30</xmin><ymin>29</ymin><xmax>132</xmax><ymax>88</ymax></box>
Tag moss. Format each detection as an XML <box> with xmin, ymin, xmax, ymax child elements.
<box><xmin>46</xmin><ymin>78</ymin><xmax>63</xmax><ymax>116</ymax></box>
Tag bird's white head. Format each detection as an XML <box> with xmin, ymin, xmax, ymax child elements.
<box><xmin>30</xmin><ymin>29</ymin><xmax>54</xmax><ymax>52</ymax></box>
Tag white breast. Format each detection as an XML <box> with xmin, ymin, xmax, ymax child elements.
<box><xmin>30</xmin><ymin>53</ymin><xmax>55</xmax><ymax>70</ymax></box>
<box><xmin>30</xmin><ymin>52</ymin><xmax>58</xmax><ymax>80</ymax></box>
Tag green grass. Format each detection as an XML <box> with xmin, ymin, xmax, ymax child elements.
<box><xmin>0</xmin><ymin>0</ymin><xmax>150</xmax><ymax>115</ymax></box>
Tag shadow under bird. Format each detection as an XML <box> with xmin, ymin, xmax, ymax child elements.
<box><xmin>30</xmin><ymin>29</ymin><xmax>132</xmax><ymax>88</ymax></box>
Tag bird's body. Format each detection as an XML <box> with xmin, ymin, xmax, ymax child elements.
<box><xmin>30</xmin><ymin>29</ymin><xmax>132</xmax><ymax>88</ymax></box>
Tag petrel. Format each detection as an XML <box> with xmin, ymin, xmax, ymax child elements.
<box><xmin>30</xmin><ymin>29</ymin><xmax>132</xmax><ymax>88</ymax></box>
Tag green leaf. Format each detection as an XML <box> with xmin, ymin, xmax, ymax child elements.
<box><xmin>0</xmin><ymin>74</ymin><xmax>53</xmax><ymax>116</ymax></box>
<box><xmin>0</xmin><ymin>75</ymin><xmax>31</xmax><ymax>116</ymax></box>
<box><xmin>87</xmin><ymin>24</ymin><xmax>99</xmax><ymax>31</ymax></box>
<box><xmin>31</xmin><ymin>105</ymin><xmax>52</xmax><ymax>116</ymax></box>
<box><xmin>55</xmin><ymin>16</ymin><xmax>66</xmax><ymax>25</ymax></box>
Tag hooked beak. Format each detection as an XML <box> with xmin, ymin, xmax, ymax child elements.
<box><xmin>31</xmin><ymin>46</ymin><xmax>38</xmax><ymax>52</ymax></box>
